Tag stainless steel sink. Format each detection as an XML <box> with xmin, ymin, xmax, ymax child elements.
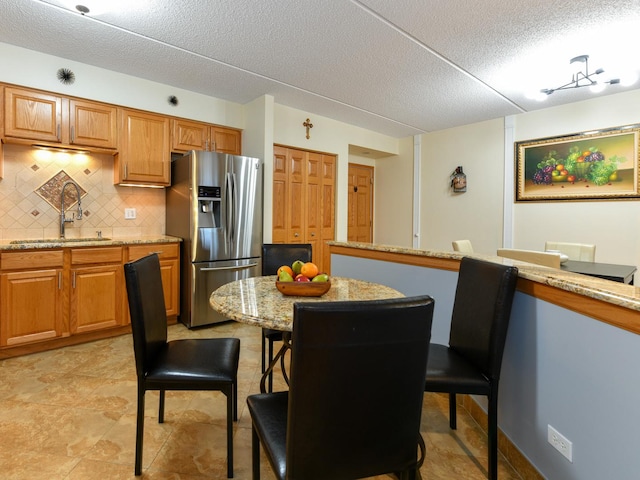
<box><xmin>10</xmin><ymin>237</ymin><xmax>112</xmax><ymax>244</ymax></box>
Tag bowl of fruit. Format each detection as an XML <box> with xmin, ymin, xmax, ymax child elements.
<box><xmin>275</xmin><ymin>260</ymin><xmax>331</xmax><ymax>297</ymax></box>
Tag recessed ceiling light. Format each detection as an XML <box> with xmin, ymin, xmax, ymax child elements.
<box><xmin>75</xmin><ymin>4</ymin><xmax>89</xmax><ymax>15</ymax></box>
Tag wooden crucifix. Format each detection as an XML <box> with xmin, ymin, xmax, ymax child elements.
<box><xmin>303</xmin><ymin>118</ymin><xmax>313</xmax><ymax>139</ymax></box>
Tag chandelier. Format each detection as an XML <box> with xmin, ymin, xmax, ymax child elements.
<box><xmin>540</xmin><ymin>55</ymin><xmax>620</xmax><ymax>96</ymax></box>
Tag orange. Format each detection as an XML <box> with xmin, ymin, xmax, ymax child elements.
<box><xmin>277</xmin><ymin>265</ymin><xmax>293</xmax><ymax>277</ymax></box>
<box><xmin>300</xmin><ymin>262</ymin><xmax>319</xmax><ymax>279</ymax></box>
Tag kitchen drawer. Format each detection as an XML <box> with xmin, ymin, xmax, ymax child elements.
<box><xmin>128</xmin><ymin>243</ymin><xmax>179</xmax><ymax>261</ymax></box>
<box><xmin>71</xmin><ymin>247</ymin><xmax>123</xmax><ymax>265</ymax></box>
<box><xmin>1</xmin><ymin>250</ymin><xmax>64</xmax><ymax>270</ymax></box>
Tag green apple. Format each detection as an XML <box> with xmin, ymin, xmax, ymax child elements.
<box><xmin>278</xmin><ymin>270</ymin><xmax>294</xmax><ymax>282</ymax></box>
<box><xmin>312</xmin><ymin>273</ymin><xmax>329</xmax><ymax>282</ymax></box>
<box><xmin>291</xmin><ymin>260</ymin><xmax>305</xmax><ymax>275</ymax></box>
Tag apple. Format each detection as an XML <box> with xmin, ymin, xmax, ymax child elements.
<box><xmin>291</xmin><ymin>260</ymin><xmax>305</xmax><ymax>275</ymax></box>
<box><xmin>295</xmin><ymin>274</ymin><xmax>310</xmax><ymax>282</ymax></box>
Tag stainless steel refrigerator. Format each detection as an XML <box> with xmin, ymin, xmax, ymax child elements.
<box><xmin>166</xmin><ymin>150</ymin><xmax>263</xmax><ymax>327</ymax></box>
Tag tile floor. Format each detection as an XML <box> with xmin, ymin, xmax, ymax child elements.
<box><xmin>0</xmin><ymin>321</ymin><xmax>523</xmax><ymax>479</ymax></box>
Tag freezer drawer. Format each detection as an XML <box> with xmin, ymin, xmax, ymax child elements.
<box><xmin>186</xmin><ymin>258</ymin><xmax>261</xmax><ymax>327</ymax></box>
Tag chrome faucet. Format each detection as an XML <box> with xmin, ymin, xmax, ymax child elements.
<box><xmin>60</xmin><ymin>180</ymin><xmax>83</xmax><ymax>238</ymax></box>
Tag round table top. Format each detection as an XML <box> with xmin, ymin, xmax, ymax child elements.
<box><xmin>209</xmin><ymin>275</ymin><xmax>404</xmax><ymax>331</ymax></box>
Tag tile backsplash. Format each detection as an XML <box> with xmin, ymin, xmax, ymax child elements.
<box><xmin>0</xmin><ymin>144</ymin><xmax>166</xmax><ymax>241</ymax></box>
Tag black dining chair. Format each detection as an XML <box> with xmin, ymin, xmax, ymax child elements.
<box><xmin>424</xmin><ymin>256</ymin><xmax>518</xmax><ymax>480</ymax></box>
<box><xmin>260</xmin><ymin>243</ymin><xmax>312</xmax><ymax>392</ymax></box>
<box><xmin>247</xmin><ymin>295</ymin><xmax>435</xmax><ymax>480</ymax></box>
<box><xmin>124</xmin><ymin>254</ymin><xmax>240</xmax><ymax>478</ymax></box>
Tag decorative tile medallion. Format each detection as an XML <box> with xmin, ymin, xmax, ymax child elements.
<box><xmin>35</xmin><ymin>170</ymin><xmax>87</xmax><ymax>213</ymax></box>
<box><xmin>31</xmin><ymin>210</ymin><xmax>40</xmax><ymax>217</ymax></box>
<box><xmin>31</xmin><ymin>164</ymin><xmax>40</xmax><ymax>171</ymax></box>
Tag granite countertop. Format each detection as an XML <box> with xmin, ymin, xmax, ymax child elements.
<box><xmin>329</xmin><ymin>241</ymin><xmax>640</xmax><ymax>313</ymax></box>
<box><xmin>210</xmin><ymin>275</ymin><xmax>404</xmax><ymax>331</ymax></box>
<box><xmin>0</xmin><ymin>235</ymin><xmax>182</xmax><ymax>251</ymax></box>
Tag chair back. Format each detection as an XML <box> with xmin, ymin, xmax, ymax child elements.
<box><xmin>452</xmin><ymin>239</ymin><xmax>473</xmax><ymax>253</ymax></box>
<box><xmin>286</xmin><ymin>295</ymin><xmax>434</xmax><ymax>479</ymax></box>
<box><xmin>545</xmin><ymin>241</ymin><xmax>596</xmax><ymax>262</ymax></box>
<box><xmin>449</xmin><ymin>257</ymin><xmax>518</xmax><ymax>381</ymax></box>
<box><xmin>497</xmin><ymin>248</ymin><xmax>561</xmax><ymax>268</ymax></box>
<box><xmin>124</xmin><ymin>254</ymin><xmax>168</xmax><ymax>378</ymax></box>
<box><xmin>261</xmin><ymin>243</ymin><xmax>312</xmax><ymax>275</ymax></box>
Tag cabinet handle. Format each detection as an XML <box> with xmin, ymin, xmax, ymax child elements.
<box><xmin>212</xmin><ymin>141</ymin><xmax>216</xmax><ymax>152</ymax></box>
<box><xmin>294</xmin><ymin>232</ymin><xmax>299</xmax><ymax>237</ymax></box>
<box><xmin>70</xmin><ymin>125</ymin><xmax>75</xmax><ymax>142</ymax></box>
<box><xmin>57</xmin><ymin>124</ymin><xmax>61</xmax><ymax>141</ymax></box>
<box><xmin>72</xmin><ymin>272</ymin><xmax>76</xmax><ymax>289</ymax></box>
<box><xmin>58</xmin><ymin>272</ymin><xmax>62</xmax><ymax>290</ymax></box>
<box><xmin>124</xmin><ymin>163</ymin><xmax>128</xmax><ymax>179</ymax></box>
<box><xmin>311</xmin><ymin>232</ymin><xmax>316</xmax><ymax>237</ymax></box>
<box><xmin>205</xmin><ymin>140</ymin><xmax>209</xmax><ymax>151</ymax></box>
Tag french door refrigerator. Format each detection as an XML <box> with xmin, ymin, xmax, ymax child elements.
<box><xmin>166</xmin><ymin>150</ymin><xmax>263</xmax><ymax>327</ymax></box>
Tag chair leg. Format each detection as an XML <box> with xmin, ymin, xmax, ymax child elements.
<box><xmin>488</xmin><ymin>392</ymin><xmax>498</xmax><ymax>480</ymax></box>
<box><xmin>267</xmin><ymin>337</ymin><xmax>274</xmax><ymax>392</ymax></box>
<box><xmin>449</xmin><ymin>392</ymin><xmax>457</xmax><ymax>430</ymax></box>
<box><xmin>233</xmin><ymin>379</ymin><xmax>238</xmax><ymax>421</ymax></box>
<box><xmin>227</xmin><ymin>389</ymin><xmax>234</xmax><ymax>478</ymax></box>
<box><xmin>135</xmin><ymin>387</ymin><xmax>145</xmax><ymax>476</ymax></box>
<box><xmin>252</xmin><ymin>423</ymin><xmax>261</xmax><ymax>480</ymax></box>
<box><xmin>158</xmin><ymin>390</ymin><xmax>165</xmax><ymax>423</ymax></box>
<box><xmin>261</xmin><ymin>329</ymin><xmax>267</xmax><ymax>374</ymax></box>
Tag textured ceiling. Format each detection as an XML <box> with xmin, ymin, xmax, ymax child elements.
<box><xmin>1</xmin><ymin>0</ymin><xmax>639</xmax><ymax>138</ymax></box>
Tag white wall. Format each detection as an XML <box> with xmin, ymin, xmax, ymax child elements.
<box><xmin>419</xmin><ymin>118</ymin><xmax>506</xmax><ymax>254</ymax></box>
<box><xmin>373</xmin><ymin>136</ymin><xmax>415</xmax><ymax>246</ymax></box>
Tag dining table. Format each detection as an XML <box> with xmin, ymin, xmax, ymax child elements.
<box><xmin>209</xmin><ymin>275</ymin><xmax>405</xmax><ymax>391</ymax></box>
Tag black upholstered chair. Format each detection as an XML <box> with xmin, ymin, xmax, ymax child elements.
<box><xmin>124</xmin><ymin>254</ymin><xmax>240</xmax><ymax>478</ymax></box>
<box><xmin>260</xmin><ymin>243</ymin><xmax>312</xmax><ymax>392</ymax></box>
<box><xmin>247</xmin><ymin>295</ymin><xmax>435</xmax><ymax>480</ymax></box>
<box><xmin>424</xmin><ymin>257</ymin><xmax>518</xmax><ymax>480</ymax></box>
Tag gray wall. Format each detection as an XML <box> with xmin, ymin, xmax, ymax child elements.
<box><xmin>332</xmin><ymin>253</ymin><xmax>640</xmax><ymax>480</ymax></box>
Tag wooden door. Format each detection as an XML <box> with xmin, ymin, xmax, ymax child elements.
<box><xmin>348</xmin><ymin>164</ymin><xmax>373</xmax><ymax>243</ymax></box>
<box><xmin>272</xmin><ymin>145</ymin><xmax>289</xmax><ymax>243</ymax></box>
<box><xmin>287</xmin><ymin>148</ymin><xmax>306</xmax><ymax>243</ymax></box>
<box><xmin>305</xmin><ymin>152</ymin><xmax>322</xmax><ymax>259</ymax></box>
<box><xmin>320</xmin><ymin>155</ymin><xmax>336</xmax><ymax>273</ymax></box>
<box><xmin>4</xmin><ymin>87</ymin><xmax>62</xmax><ymax>143</ymax></box>
<box><xmin>69</xmin><ymin>99</ymin><xmax>117</xmax><ymax>149</ymax></box>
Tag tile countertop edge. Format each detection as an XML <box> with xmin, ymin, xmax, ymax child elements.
<box><xmin>328</xmin><ymin>241</ymin><xmax>640</xmax><ymax>313</ymax></box>
<box><xmin>0</xmin><ymin>235</ymin><xmax>183</xmax><ymax>250</ymax></box>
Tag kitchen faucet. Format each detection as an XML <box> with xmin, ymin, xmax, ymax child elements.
<box><xmin>60</xmin><ymin>180</ymin><xmax>83</xmax><ymax>238</ymax></box>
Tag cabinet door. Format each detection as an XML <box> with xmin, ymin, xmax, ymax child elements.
<box><xmin>0</xmin><ymin>269</ymin><xmax>64</xmax><ymax>346</ymax></box>
<box><xmin>159</xmin><ymin>259</ymin><xmax>179</xmax><ymax>317</ymax></box>
<box><xmin>117</xmin><ymin>109</ymin><xmax>170</xmax><ymax>185</ymax></box>
<box><xmin>70</xmin><ymin>265</ymin><xmax>123</xmax><ymax>334</ymax></box>
<box><xmin>320</xmin><ymin>155</ymin><xmax>336</xmax><ymax>274</ymax></box>
<box><xmin>211</xmin><ymin>126</ymin><xmax>241</xmax><ymax>155</ymax></box>
<box><xmin>69</xmin><ymin>99</ymin><xmax>117</xmax><ymax>149</ymax></box>
<box><xmin>171</xmin><ymin>118</ymin><xmax>209</xmax><ymax>152</ymax></box>
<box><xmin>4</xmin><ymin>87</ymin><xmax>62</xmax><ymax>142</ymax></box>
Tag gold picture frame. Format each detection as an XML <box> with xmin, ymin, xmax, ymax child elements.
<box><xmin>515</xmin><ymin>124</ymin><xmax>640</xmax><ymax>202</ymax></box>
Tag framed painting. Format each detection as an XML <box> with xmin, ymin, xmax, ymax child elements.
<box><xmin>515</xmin><ymin>124</ymin><xmax>640</xmax><ymax>202</ymax></box>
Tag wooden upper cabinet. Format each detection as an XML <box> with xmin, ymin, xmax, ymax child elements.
<box><xmin>116</xmin><ymin>108</ymin><xmax>170</xmax><ymax>186</ymax></box>
<box><xmin>171</xmin><ymin>118</ymin><xmax>241</xmax><ymax>155</ymax></box>
<box><xmin>3</xmin><ymin>87</ymin><xmax>62</xmax><ymax>143</ymax></box>
<box><xmin>69</xmin><ymin>99</ymin><xmax>117</xmax><ymax>149</ymax></box>
<box><xmin>3</xmin><ymin>87</ymin><xmax>117</xmax><ymax>149</ymax></box>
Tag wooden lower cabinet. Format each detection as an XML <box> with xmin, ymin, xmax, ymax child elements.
<box><xmin>126</xmin><ymin>243</ymin><xmax>180</xmax><ymax>319</ymax></box>
<box><xmin>0</xmin><ymin>268</ymin><xmax>64</xmax><ymax>346</ymax></box>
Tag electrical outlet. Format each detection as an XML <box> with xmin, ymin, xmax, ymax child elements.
<box><xmin>124</xmin><ymin>208</ymin><xmax>137</xmax><ymax>219</ymax></box>
<box><xmin>548</xmin><ymin>425</ymin><xmax>573</xmax><ymax>462</ymax></box>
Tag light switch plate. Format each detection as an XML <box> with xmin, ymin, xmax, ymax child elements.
<box><xmin>124</xmin><ymin>208</ymin><xmax>137</xmax><ymax>219</ymax></box>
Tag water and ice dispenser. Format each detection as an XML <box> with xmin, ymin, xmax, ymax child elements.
<box><xmin>197</xmin><ymin>185</ymin><xmax>221</xmax><ymax>228</ymax></box>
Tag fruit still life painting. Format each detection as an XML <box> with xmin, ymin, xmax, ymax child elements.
<box><xmin>516</xmin><ymin>126</ymin><xmax>640</xmax><ymax>201</ymax></box>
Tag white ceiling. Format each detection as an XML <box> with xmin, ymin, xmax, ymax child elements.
<box><xmin>1</xmin><ymin>0</ymin><xmax>640</xmax><ymax>138</ymax></box>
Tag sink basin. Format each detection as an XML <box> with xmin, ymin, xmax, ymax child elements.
<box><xmin>10</xmin><ymin>237</ymin><xmax>112</xmax><ymax>244</ymax></box>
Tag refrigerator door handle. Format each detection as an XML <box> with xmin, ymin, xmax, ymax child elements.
<box><xmin>200</xmin><ymin>262</ymin><xmax>259</xmax><ymax>272</ymax></box>
<box><xmin>225</xmin><ymin>171</ymin><xmax>234</xmax><ymax>245</ymax></box>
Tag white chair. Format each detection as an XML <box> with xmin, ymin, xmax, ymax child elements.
<box><xmin>497</xmin><ymin>248</ymin><xmax>561</xmax><ymax>268</ymax></box>
<box><xmin>452</xmin><ymin>240</ymin><xmax>473</xmax><ymax>253</ymax></box>
<box><xmin>545</xmin><ymin>241</ymin><xmax>595</xmax><ymax>262</ymax></box>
